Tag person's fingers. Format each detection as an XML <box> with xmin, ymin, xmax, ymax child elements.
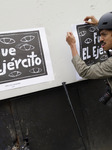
<box><xmin>84</xmin><ymin>16</ymin><xmax>91</xmax><ymax>21</ymax></box>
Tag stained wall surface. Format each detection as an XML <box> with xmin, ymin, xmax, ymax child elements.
<box><xmin>1</xmin><ymin>79</ymin><xmax>112</xmax><ymax>150</ymax></box>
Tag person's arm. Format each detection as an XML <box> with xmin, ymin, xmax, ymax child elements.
<box><xmin>66</xmin><ymin>16</ymin><xmax>98</xmax><ymax>56</ymax></box>
<box><xmin>66</xmin><ymin>32</ymin><xmax>78</xmax><ymax>57</ymax></box>
<box><xmin>66</xmin><ymin>32</ymin><xmax>112</xmax><ymax>79</ymax></box>
<box><xmin>84</xmin><ymin>16</ymin><xmax>98</xmax><ymax>25</ymax></box>
<box><xmin>72</xmin><ymin>56</ymin><xmax>112</xmax><ymax>79</ymax></box>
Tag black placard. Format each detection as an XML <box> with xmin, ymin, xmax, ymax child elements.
<box><xmin>76</xmin><ymin>24</ymin><xmax>107</xmax><ymax>65</ymax></box>
<box><xmin>0</xmin><ymin>30</ymin><xmax>47</xmax><ymax>84</ymax></box>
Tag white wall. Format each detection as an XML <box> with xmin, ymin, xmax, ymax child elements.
<box><xmin>0</xmin><ymin>0</ymin><xmax>112</xmax><ymax>99</ymax></box>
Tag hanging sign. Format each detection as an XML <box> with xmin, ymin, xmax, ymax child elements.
<box><xmin>72</xmin><ymin>24</ymin><xmax>107</xmax><ymax>80</ymax></box>
<box><xmin>0</xmin><ymin>28</ymin><xmax>54</xmax><ymax>91</ymax></box>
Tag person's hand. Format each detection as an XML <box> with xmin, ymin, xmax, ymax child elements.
<box><xmin>66</xmin><ymin>32</ymin><xmax>76</xmax><ymax>47</ymax></box>
<box><xmin>84</xmin><ymin>16</ymin><xmax>98</xmax><ymax>25</ymax></box>
<box><xmin>66</xmin><ymin>32</ymin><xmax>78</xmax><ymax>56</ymax></box>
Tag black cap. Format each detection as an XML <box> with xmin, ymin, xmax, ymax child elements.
<box><xmin>98</xmin><ymin>12</ymin><xmax>112</xmax><ymax>30</ymax></box>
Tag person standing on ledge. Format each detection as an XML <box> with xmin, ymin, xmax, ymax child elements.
<box><xmin>66</xmin><ymin>12</ymin><xmax>112</xmax><ymax>104</ymax></box>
